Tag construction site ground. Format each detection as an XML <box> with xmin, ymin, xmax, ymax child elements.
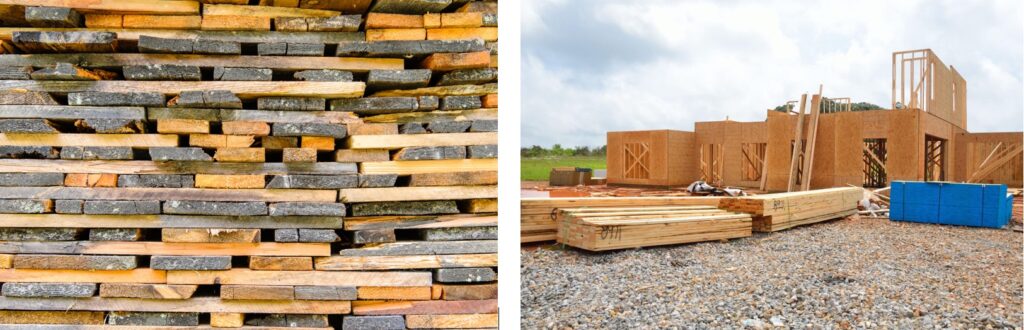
<box><xmin>521</xmin><ymin>213</ymin><xmax>1023</xmax><ymax>328</ymax></box>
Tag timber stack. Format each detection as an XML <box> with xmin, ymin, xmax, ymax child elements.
<box><xmin>0</xmin><ymin>0</ymin><xmax>497</xmax><ymax>329</ymax></box>
<box><xmin>520</xmin><ymin>196</ymin><xmax>722</xmax><ymax>243</ymax></box>
<box><xmin>719</xmin><ymin>187</ymin><xmax>861</xmax><ymax>232</ymax></box>
<box><xmin>556</xmin><ymin>206</ymin><xmax>751</xmax><ymax>251</ymax></box>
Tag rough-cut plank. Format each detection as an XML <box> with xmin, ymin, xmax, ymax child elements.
<box><xmin>347</xmin><ymin>132</ymin><xmax>496</xmax><ymax>149</ymax></box>
<box><xmin>150</xmin><ymin>107</ymin><xmax>357</xmax><ymax>124</ymax></box>
<box><xmin>352</xmin><ymin>299</ymin><xmax>497</xmax><ymax>315</ymax></box>
<box><xmin>12</xmin><ymin>31</ymin><xmax>116</xmax><ymax>53</ymax></box>
<box><xmin>162</xmin><ymin>228</ymin><xmax>260</xmax><ymax>243</ymax></box>
<box><xmin>0</xmin><ymin>310</ymin><xmax>104</xmax><ymax>325</ymax></box>
<box><xmin>338</xmin><ymin>240</ymin><xmax>495</xmax><ymax>256</ymax></box>
<box><xmin>409</xmin><ymin>171</ymin><xmax>497</xmax><ymax>186</ymax></box>
<box><xmin>357</xmin><ymin>286</ymin><xmax>431</xmax><ymax>300</ymax></box>
<box><xmin>0</xmin><ymin>28</ymin><xmax>365</xmax><ymax>45</ymax></box>
<box><xmin>0</xmin><ymin>0</ymin><xmax>200</xmax><ymax>15</ymax></box>
<box><xmin>122</xmin><ymin>15</ymin><xmax>201</xmax><ymax>29</ymax></box>
<box><xmin>314</xmin><ymin>254</ymin><xmax>497</xmax><ymax>270</ymax></box>
<box><xmin>341</xmin><ymin>186</ymin><xmax>496</xmax><ymax>203</ymax></box>
<box><xmin>99</xmin><ymin>283</ymin><xmax>197</xmax><ymax>299</ymax></box>
<box><xmin>406</xmin><ymin>314</ymin><xmax>498</xmax><ymax>329</ymax></box>
<box><xmin>201</xmin><ymin>15</ymin><xmax>271</xmax><ymax>31</ymax></box>
<box><xmin>210</xmin><ymin>313</ymin><xmax>244</xmax><ymax>328</ymax></box>
<box><xmin>344</xmin><ymin>214</ymin><xmax>496</xmax><ymax>231</ymax></box>
<box><xmin>221</xmin><ymin>285</ymin><xmax>294</xmax><ymax>300</ymax></box>
<box><xmin>0</xmin><ymin>186</ymin><xmax>336</xmax><ymax>202</ymax></box>
<box><xmin>0</xmin><ymin>80</ymin><xmax>366</xmax><ymax>99</ymax></box>
<box><xmin>362</xmin><ymin>108</ymin><xmax>496</xmax><ymax>124</ymax></box>
<box><xmin>204</xmin><ymin>4</ymin><xmax>339</xmax><ymax>18</ymax></box>
<box><xmin>372</xmin><ymin>83</ymin><xmax>496</xmax><ymax>97</ymax></box>
<box><xmin>0</xmin><ymin>297</ymin><xmax>350</xmax><ymax>314</ymax></box>
<box><xmin>0</xmin><ymin>268</ymin><xmax>165</xmax><ymax>283</ymax></box>
<box><xmin>167</xmin><ymin>269</ymin><xmax>431</xmax><ymax>287</ymax></box>
<box><xmin>0</xmin><ymin>133</ymin><xmax>177</xmax><ymax>147</ymax></box>
<box><xmin>0</xmin><ymin>159</ymin><xmax>357</xmax><ymax>175</ymax></box>
<box><xmin>12</xmin><ymin>254</ymin><xmax>137</xmax><ymax>270</ymax></box>
<box><xmin>361</xmin><ymin>159</ymin><xmax>496</xmax><ymax>175</ymax></box>
<box><xmin>0</xmin><ymin>53</ymin><xmax>401</xmax><ymax>71</ymax></box>
<box><xmin>0</xmin><ymin>241</ymin><xmax>329</xmax><ymax>256</ymax></box>
<box><xmin>0</xmin><ymin>214</ymin><xmax>343</xmax><ymax>229</ymax></box>
<box><xmin>249</xmin><ymin>256</ymin><xmax>312</xmax><ymax>270</ymax></box>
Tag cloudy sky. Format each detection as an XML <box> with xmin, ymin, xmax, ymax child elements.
<box><xmin>521</xmin><ymin>0</ymin><xmax>1023</xmax><ymax>148</ymax></box>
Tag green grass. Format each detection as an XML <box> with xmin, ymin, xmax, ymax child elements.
<box><xmin>521</xmin><ymin>156</ymin><xmax>606</xmax><ymax>181</ymax></box>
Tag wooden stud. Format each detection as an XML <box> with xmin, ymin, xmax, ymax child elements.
<box><xmin>84</xmin><ymin>14</ymin><xmax>123</xmax><ymax>28</ymax></box>
<box><xmin>249</xmin><ymin>256</ymin><xmax>312</xmax><ymax>270</ymax></box>
<box><xmin>214</xmin><ymin>148</ymin><xmax>266</xmax><ymax>163</ymax></box>
<box><xmin>357</xmin><ymin>286</ymin><xmax>431</xmax><ymax>300</ymax></box>
<box><xmin>99</xmin><ymin>283</ymin><xmax>197</xmax><ymax>299</ymax></box>
<box><xmin>190</xmin><ymin>134</ymin><xmax>255</xmax><ymax>148</ymax></box>
<box><xmin>366</xmin><ymin>13</ymin><xmax>424</xmax><ymax>28</ymax></box>
<box><xmin>347</xmin><ymin>132</ymin><xmax>496</xmax><ymax>149</ymax></box>
<box><xmin>195</xmin><ymin>174</ymin><xmax>266</xmax><ymax>189</ymax></box>
<box><xmin>211</xmin><ymin>312</ymin><xmax>245</xmax><ymax>328</ymax></box>
<box><xmin>360</xmin><ymin>159</ymin><xmax>497</xmax><ymax>175</ymax></box>
<box><xmin>0</xmin><ymin>0</ymin><xmax>200</xmax><ymax>15</ymax></box>
<box><xmin>123</xmin><ymin>15</ymin><xmax>201</xmax><ymax>30</ymax></box>
<box><xmin>1</xmin><ymin>54</ymin><xmax>402</xmax><ymax>72</ymax></box>
<box><xmin>0</xmin><ymin>133</ymin><xmax>177</xmax><ymax>147</ymax></box>
<box><xmin>64</xmin><ymin>173</ymin><xmax>117</xmax><ymax>187</ymax></box>
<box><xmin>157</xmin><ymin>119</ymin><xmax>210</xmax><ymax>134</ymax></box>
<box><xmin>420</xmin><ymin>51</ymin><xmax>491</xmax><ymax>71</ymax></box>
<box><xmin>283</xmin><ymin>147</ymin><xmax>317</xmax><ymax>162</ymax></box>
<box><xmin>301</xmin><ymin>136</ymin><xmax>334</xmax><ymax>151</ymax></box>
<box><xmin>221</xmin><ymin>121</ymin><xmax>270</xmax><ymax>136</ymax></box>
<box><xmin>426</xmin><ymin>27</ymin><xmax>497</xmax><ymax>41</ymax></box>
<box><xmin>440</xmin><ymin>13</ymin><xmax>483</xmax><ymax>28</ymax></box>
<box><xmin>0</xmin><ymin>80</ymin><xmax>366</xmax><ymax>99</ymax></box>
<box><xmin>201</xmin><ymin>15</ymin><xmax>271</xmax><ymax>31</ymax></box>
<box><xmin>162</xmin><ymin>228</ymin><xmax>261</xmax><ymax>243</ymax></box>
<box><xmin>366</xmin><ymin>28</ymin><xmax>426</xmax><ymax>41</ymax></box>
<box><xmin>340</xmin><ymin>186</ymin><xmax>496</xmax><ymax>203</ymax></box>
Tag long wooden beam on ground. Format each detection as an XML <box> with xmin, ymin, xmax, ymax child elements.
<box><xmin>0</xmin><ymin>133</ymin><xmax>177</xmax><ymax>147</ymax></box>
<box><xmin>0</xmin><ymin>159</ymin><xmax>357</xmax><ymax>175</ymax></box>
<box><xmin>167</xmin><ymin>269</ymin><xmax>432</xmax><ymax>287</ymax></box>
<box><xmin>360</xmin><ymin>159</ymin><xmax>497</xmax><ymax>175</ymax></box>
<box><xmin>340</xmin><ymin>186</ymin><xmax>497</xmax><ymax>202</ymax></box>
<box><xmin>0</xmin><ymin>187</ymin><xmax>337</xmax><ymax>202</ymax></box>
<box><xmin>0</xmin><ymin>297</ymin><xmax>350</xmax><ymax>314</ymax></box>
<box><xmin>346</xmin><ymin>132</ymin><xmax>497</xmax><ymax>149</ymax></box>
<box><xmin>0</xmin><ymin>80</ymin><xmax>365</xmax><ymax>99</ymax></box>
<box><xmin>0</xmin><ymin>242</ymin><xmax>330</xmax><ymax>256</ymax></box>
<box><xmin>0</xmin><ymin>214</ymin><xmax>344</xmax><ymax>229</ymax></box>
<box><xmin>0</xmin><ymin>54</ymin><xmax>402</xmax><ymax>72</ymax></box>
<box><xmin>0</xmin><ymin>29</ymin><xmax>363</xmax><ymax>44</ymax></box>
<box><xmin>0</xmin><ymin>0</ymin><xmax>200</xmax><ymax>15</ymax></box>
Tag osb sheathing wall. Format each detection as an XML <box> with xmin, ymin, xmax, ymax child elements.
<box><xmin>607</xmin><ymin>130</ymin><xmax>698</xmax><ymax>186</ymax></box>
<box><xmin>955</xmin><ymin>132</ymin><xmax>1024</xmax><ymax>186</ymax></box>
<box><xmin>693</xmin><ymin>120</ymin><xmax>767</xmax><ymax>187</ymax></box>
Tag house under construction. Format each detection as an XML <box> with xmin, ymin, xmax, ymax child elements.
<box><xmin>607</xmin><ymin>49</ymin><xmax>1023</xmax><ymax>190</ymax></box>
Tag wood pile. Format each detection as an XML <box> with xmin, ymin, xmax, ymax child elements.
<box><xmin>719</xmin><ymin>187</ymin><xmax>862</xmax><ymax>232</ymax></box>
<box><xmin>520</xmin><ymin>196</ymin><xmax>722</xmax><ymax>243</ymax></box>
<box><xmin>0</xmin><ymin>0</ymin><xmax>497</xmax><ymax>329</ymax></box>
<box><xmin>555</xmin><ymin>206</ymin><xmax>751</xmax><ymax>251</ymax></box>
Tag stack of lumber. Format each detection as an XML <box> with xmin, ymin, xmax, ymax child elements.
<box><xmin>520</xmin><ymin>196</ymin><xmax>722</xmax><ymax>243</ymax></box>
<box><xmin>0</xmin><ymin>0</ymin><xmax>497</xmax><ymax>329</ymax></box>
<box><xmin>556</xmin><ymin>206</ymin><xmax>751</xmax><ymax>251</ymax></box>
<box><xmin>719</xmin><ymin>187</ymin><xmax>862</xmax><ymax>232</ymax></box>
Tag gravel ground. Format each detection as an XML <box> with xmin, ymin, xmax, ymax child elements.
<box><xmin>521</xmin><ymin>216</ymin><xmax>1023</xmax><ymax>329</ymax></box>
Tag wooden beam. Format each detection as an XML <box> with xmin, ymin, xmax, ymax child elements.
<box><xmin>0</xmin><ymin>105</ymin><xmax>145</xmax><ymax>120</ymax></box>
<box><xmin>0</xmin><ymin>214</ymin><xmax>343</xmax><ymax>229</ymax></box>
<box><xmin>340</xmin><ymin>186</ymin><xmax>496</xmax><ymax>202</ymax></box>
<box><xmin>352</xmin><ymin>299</ymin><xmax>497</xmax><ymax>315</ymax></box>
<box><xmin>0</xmin><ymin>28</ymin><xmax>363</xmax><ymax>44</ymax></box>
<box><xmin>0</xmin><ymin>159</ymin><xmax>356</xmax><ymax>175</ymax></box>
<box><xmin>346</xmin><ymin>132</ymin><xmax>496</xmax><ymax>149</ymax></box>
<box><xmin>0</xmin><ymin>133</ymin><xmax>177</xmax><ymax>147</ymax></box>
<box><xmin>0</xmin><ymin>269</ymin><xmax>165</xmax><ymax>283</ymax></box>
<box><xmin>360</xmin><ymin>159</ymin><xmax>497</xmax><ymax>175</ymax></box>
<box><xmin>0</xmin><ymin>297</ymin><xmax>350</xmax><ymax>314</ymax></box>
<box><xmin>786</xmin><ymin>93</ymin><xmax>807</xmax><ymax>192</ymax></box>
<box><xmin>800</xmin><ymin>86</ymin><xmax>823</xmax><ymax>191</ymax></box>
<box><xmin>362</xmin><ymin>109</ymin><xmax>496</xmax><ymax>124</ymax></box>
<box><xmin>314</xmin><ymin>254</ymin><xmax>497</xmax><ymax>271</ymax></box>
<box><xmin>167</xmin><ymin>269</ymin><xmax>431</xmax><ymax>287</ymax></box>
<box><xmin>0</xmin><ymin>242</ymin><xmax>329</xmax><ymax>256</ymax></box>
<box><xmin>203</xmin><ymin>4</ymin><xmax>339</xmax><ymax>18</ymax></box>
<box><xmin>0</xmin><ymin>54</ymin><xmax>403</xmax><ymax>72</ymax></box>
<box><xmin>0</xmin><ymin>80</ymin><xmax>365</xmax><ymax>99</ymax></box>
<box><xmin>0</xmin><ymin>187</ymin><xmax>336</xmax><ymax>202</ymax></box>
<box><xmin>0</xmin><ymin>0</ymin><xmax>200</xmax><ymax>15</ymax></box>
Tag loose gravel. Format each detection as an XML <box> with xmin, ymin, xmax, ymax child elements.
<box><xmin>521</xmin><ymin>216</ymin><xmax>1023</xmax><ymax>329</ymax></box>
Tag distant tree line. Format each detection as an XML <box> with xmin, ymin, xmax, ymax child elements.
<box><xmin>521</xmin><ymin>144</ymin><xmax>607</xmax><ymax>158</ymax></box>
<box><xmin>773</xmin><ymin>99</ymin><xmax>884</xmax><ymax>113</ymax></box>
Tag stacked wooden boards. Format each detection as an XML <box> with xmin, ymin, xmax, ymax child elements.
<box><xmin>520</xmin><ymin>196</ymin><xmax>723</xmax><ymax>243</ymax></box>
<box><xmin>719</xmin><ymin>187</ymin><xmax>862</xmax><ymax>232</ymax></box>
<box><xmin>555</xmin><ymin>206</ymin><xmax>752</xmax><ymax>251</ymax></box>
<box><xmin>0</xmin><ymin>0</ymin><xmax>497</xmax><ymax>329</ymax></box>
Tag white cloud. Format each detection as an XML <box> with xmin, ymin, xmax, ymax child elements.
<box><xmin>522</xmin><ymin>0</ymin><xmax>1024</xmax><ymax>147</ymax></box>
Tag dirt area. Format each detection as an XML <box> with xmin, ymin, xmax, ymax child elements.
<box><xmin>521</xmin><ymin>216</ymin><xmax>1023</xmax><ymax>329</ymax></box>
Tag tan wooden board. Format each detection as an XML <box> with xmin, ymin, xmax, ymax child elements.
<box><xmin>0</xmin><ymin>80</ymin><xmax>365</xmax><ymax>99</ymax></box>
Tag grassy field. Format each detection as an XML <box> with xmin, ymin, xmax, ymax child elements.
<box><xmin>521</xmin><ymin>156</ymin><xmax>606</xmax><ymax>181</ymax></box>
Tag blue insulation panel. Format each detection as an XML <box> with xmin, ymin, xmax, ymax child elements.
<box><xmin>889</xmin><ymin>181</ymin><xmax>1010</xmax><ymax>229</ymax></box>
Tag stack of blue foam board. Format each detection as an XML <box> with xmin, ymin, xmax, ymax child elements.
<box><xmin>890</xmin><ymin>181</ymin><xmax>1011</xmax><ymax>228</ymax></box>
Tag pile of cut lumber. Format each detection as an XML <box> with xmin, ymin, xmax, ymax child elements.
<box><xmin>0</xmin><ymin>0</ymin><xmax>497</xmax><ymax>329</ymax></box>
<box><xmin>520</xmin><ymin>196</ymin><xmax>723</xmax><ymax>243</ymax></box>
<box><xmin>556</xmin><ymin>206</ymin><xmax>751</xmax><ymax>251</ymax></box>
<box><xmin>719</xmin><ymin>187</ymin><xmax>862</xmax><ymax>232</ymax></box>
